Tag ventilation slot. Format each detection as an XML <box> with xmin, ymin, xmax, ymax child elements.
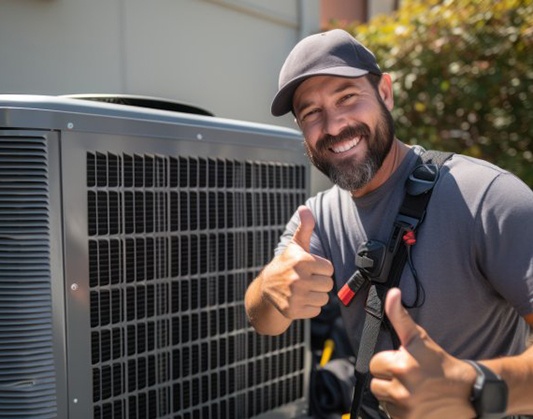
<box><xmin>0</xmin><ymin>136</ymin><xmax>57</xmax><ymax>418</ymax></box>
<box><xmin>87</xmin><ymin>152</ymin><xmax>307</xmax><ymax>418</ymax></box>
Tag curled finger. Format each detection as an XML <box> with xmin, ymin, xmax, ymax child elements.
<box><xmin>305</xmin><ymin>290</ymin><xmax>330</xmax><ymax>308</ymax></box>
<box><xmin>369</xmin><ymin>350</ymin><xmax>400</xmax><ymax>379</ymax></box>
<box><xmin>370</xmin><ymin>376</ymin><xmax>394</xmax><ymax>402</ymax></box>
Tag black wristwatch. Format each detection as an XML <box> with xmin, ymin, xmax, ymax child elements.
<box><xmin>465</xmin><ymin>360</ymin><xmax>508</xmax><ymax>419</ymax></box>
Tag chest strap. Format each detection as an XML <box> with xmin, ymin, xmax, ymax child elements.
<box><xmin>339</xmin><ymin>150</ymin><xmax>454</xmax><ymax>418</ymax></box>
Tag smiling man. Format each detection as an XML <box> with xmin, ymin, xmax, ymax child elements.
<box><xmin>244</xmin><ymin>29</ymin><xmax>533</xmax><ymax>418</ymax></box>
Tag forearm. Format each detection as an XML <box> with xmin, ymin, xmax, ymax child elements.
<box><xmin>244</xmin><ymin>271</ymin><xmax>292</xmax><ymax>336</ymax></box>
<box><xmin>482</xmin><ymin>343</ymin><xmax>533</xmax><ymax>416</ymax></box>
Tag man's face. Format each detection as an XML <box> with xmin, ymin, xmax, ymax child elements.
<box><xmin>293</xmin><ymin>75</ymin><xmax>395</xmax><ymax>192</ymax></box>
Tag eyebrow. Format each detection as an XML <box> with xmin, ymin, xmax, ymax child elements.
<box><xmin>334</xmin><ymin>80</ymin><xmax>362</xmax><ymax>94</ymax></box>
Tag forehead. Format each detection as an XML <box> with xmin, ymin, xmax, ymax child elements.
<box><xmin>292</xmin><ymin>75</ymin><xmax>370</xmax><ymax>108</ymax></box>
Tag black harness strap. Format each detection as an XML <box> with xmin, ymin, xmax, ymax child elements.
<box><xmin>349</xmin><ymin>150</ymin><xmax>454</xmax><ymax>418</ymax></box>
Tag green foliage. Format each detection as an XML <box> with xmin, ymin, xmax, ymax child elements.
<box><xmin>329</xmin><ymin>0</ymin><xmax>533</xmax><ymax>187</ymax></box>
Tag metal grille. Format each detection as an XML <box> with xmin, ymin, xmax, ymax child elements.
<box><xmin>0</xmin><ymin>135</ymin><xmax>57</xmax><ymax>418</ymax></box>
<box><xmin>87</xmin><ymin>152</ymin><xmax>307</xmax><ymax>418</ymax></box>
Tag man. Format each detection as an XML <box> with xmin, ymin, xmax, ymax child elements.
<box><xmin>244</xmin><ymin>29</ymin><xmax>533</xmax><ymax>418</ymax></box>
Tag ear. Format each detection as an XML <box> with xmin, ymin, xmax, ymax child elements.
<box><xmin>378</xmin><ymin>73</ymin><xmax>394</xmax><ymax>111</ymax></box>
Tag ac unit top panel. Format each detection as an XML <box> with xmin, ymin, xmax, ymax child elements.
<box><xmin>0</xmin><ymin>94</ymin><xmax>303</xmax><ymax>152</ymax></box>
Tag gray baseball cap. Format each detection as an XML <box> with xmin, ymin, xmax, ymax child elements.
<box><xmin>271</xmin><ymin>29</ymin><xmax>382</xmax><ymax>116</ymax></box>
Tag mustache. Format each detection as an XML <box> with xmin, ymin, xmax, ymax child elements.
<box><xmin>315</xmin><ymin>124</ymin><xmax>371</xmax><ymax>152</ymax></box>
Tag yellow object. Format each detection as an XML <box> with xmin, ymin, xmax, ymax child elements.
<box><xmin>319</xmin><ymin>338</ymin><xmax>335</xmax><ymax>367</ymax></box>
<box><xmin>341</xmin><ymin>414</ymin><xmax>350</xmax><ymax>419</ymax></box>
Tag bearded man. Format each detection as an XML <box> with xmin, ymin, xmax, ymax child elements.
<box><xmin>245</xmin><ymin>29</ymin><xmax>533</xmax><ymax>419</ymax></box>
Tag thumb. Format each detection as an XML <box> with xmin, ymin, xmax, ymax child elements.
<box><xmin>292</xmin><ymin>205</ymin><xmax>315</xmax><ymax>252</ymax></box>
<box><xmin>385</xmin><ymin>288</ymin><xmax>420</xmax><ymax>348</ymax></box>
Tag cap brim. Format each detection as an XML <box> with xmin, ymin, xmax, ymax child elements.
<box><xmin>271</xmin><ymin>67</ymin><xmax>368</xmax><ymax>117</ymax></box>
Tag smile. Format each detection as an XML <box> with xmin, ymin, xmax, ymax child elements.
<box><xmin>330</xmin><ymin>137</ymin><xmax>362</xmax><ymax>154</ymax></box>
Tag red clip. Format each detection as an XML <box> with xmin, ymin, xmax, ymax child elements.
<box><xmin>403</xmin><ymin>230</ymin><xmax>416</xmax><ymax>246</ymax></box>
<box><xmin>337</xmin><ymin>271</ymin><xmax>367</xmax><ymax>306</ymax></box>
<box><xmin>338</xmin><ymin>283</ymin><xmax>355</xmax><ymax>306</ymax></box>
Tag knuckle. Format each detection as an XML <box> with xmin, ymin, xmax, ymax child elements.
<box><xmin>320</xmin><ymin>292</ymin><xmax>330</xmax><ymax>306</ymax></box>
<box><xmin>325</xmin><ymin>277</ymin><xmax>334</xmax><ymax>291</ymax></box>
<box><xmin>396</xmin><ymin>387</ymin><xmax>412</xmax><ymax>405</ymax></box>
<box><xmin>391</xmin><ymin>361</ymin><xmax>411</xmax><ymax>378</ymax></box>
<box><xmin>309</xmin><ymin>306</ymin><xmax>321</xmax><ymax>318</ymax></box>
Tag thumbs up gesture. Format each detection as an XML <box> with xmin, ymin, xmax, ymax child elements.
<box><xmin>369</xmin><ymin>288</ymin><xmax>476</xmax><ymax>418</ymax></box>
<box><xmin>261</xmin><ymin>205</ymin><xmax>334</xmax><ymax>320</ymax></box>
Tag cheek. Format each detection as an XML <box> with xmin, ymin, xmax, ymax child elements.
<box><xmin>354</xmin><ymin>101</ymin><xmax>380</xmax><ymax>120</ymax></box>
<box><xmin>303</xmin><ymin>139</ymin><xmax>317</xmax><ymax>157</ymax></box>
<box><xmin>301</xmin><ymin>128</ymin><xmax>320</xmax><ymax>150</ymax></box>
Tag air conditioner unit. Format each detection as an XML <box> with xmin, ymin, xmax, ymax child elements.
<box><xmin>0</xmin><ymin>95</ymin><xmax>311</xmax><ymax>419</ymax></box>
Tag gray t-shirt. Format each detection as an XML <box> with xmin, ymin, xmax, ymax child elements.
<box><xmin>276</xmin><ymin>147</ymin><xmax>533</xmax><ymax>359</ymax></box>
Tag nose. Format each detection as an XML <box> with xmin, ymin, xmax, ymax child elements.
<box><xmin>322</xmin><ymin>108</ymin><xmax>347</xmax><ymax>137</ymax></box>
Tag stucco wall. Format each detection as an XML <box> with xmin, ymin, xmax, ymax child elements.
<box><xmin>0</xmin><ymin>0</ymin><xmax>318</xmax><ymax>128</ymax></box>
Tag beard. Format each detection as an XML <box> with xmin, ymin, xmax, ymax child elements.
<box><xmin>304</xmin><ymin>100</ymin><xmax>395</xmax><ymax>191</ymax></box>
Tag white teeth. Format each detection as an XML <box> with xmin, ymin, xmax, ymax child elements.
<box><xmin>331</xmin><ymin>137</ymin><xmax>361</xmax><ymax>154</ymax></box>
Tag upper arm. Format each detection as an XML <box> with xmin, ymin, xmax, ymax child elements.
<box><xmin>476</xmin><ymin>173</ymin><xmax>533</xmax><ymax>317</ymax></box>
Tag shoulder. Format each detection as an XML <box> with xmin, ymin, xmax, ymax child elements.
<box><xmin>306</xmin><ymin>184</ymin><xmax>346</xmax><ymax>210</ymax></box>
<box><xmin>446</xmin><ymin>153</ymin><xmax>507</xmax><ymax>176</ymax></box>
<box><xmin>305</xmin><ymin>185</ymin><xmax>355</xmax><ymax>221</ymax></box>
<box><xmin>442</xmin><ymin>153</ymin><xmax>529</xmax><ymax>194</ymax></box>
<box><xmin>438</xmin><ymin>153</ymin><xmax>533</xmax><ymax>215</ymax></box>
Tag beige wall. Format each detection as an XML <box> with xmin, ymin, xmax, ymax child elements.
<box><xmin>0</xmin><ymin>0</ymin><xmax>318</xmax><ymax>128</ymax></box>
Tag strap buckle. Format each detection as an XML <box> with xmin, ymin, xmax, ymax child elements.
<box><xmin>406</xmin><ymin>163</ymin><xmax>439</xmax><ymax>196</ymax></box>
<box><xmin>355</xmin><ymin>240</ymin><xmax>388</xmax><ymax>284</ymax></box>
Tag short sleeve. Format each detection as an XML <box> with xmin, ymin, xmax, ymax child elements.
<box><xmin>476</xmin><ymin>172</ymin><xmax>533</xmax><ymax>316</ymax></box>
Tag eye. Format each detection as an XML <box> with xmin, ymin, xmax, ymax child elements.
<box><xmin>339</xmin><ymin>93</ymin><xmax>357</xmax><ymax>104</ymax></box>
<box><xmin>300</xmin><ymin>108</ymin><xmax>321</xmax><ymax>122</ymax></box>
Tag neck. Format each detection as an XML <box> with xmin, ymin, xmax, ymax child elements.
<box><xmin>351</xmin><ymin>139</ymin><xmax>410</xmax><ymax>198</ymax></box>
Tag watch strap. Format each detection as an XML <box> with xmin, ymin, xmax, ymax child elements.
<box><xmin>465</xmin><ymin>360</ymin><xmax>508</xmax><ymax>419</ymax></box>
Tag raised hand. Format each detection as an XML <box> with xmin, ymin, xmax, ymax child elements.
<box><xmin>260</xmin><ymin>205</ymin><xmax>334</xmax><ymax>320</ymax></box>
<box><xmin>369</xmin><ymin>288</ymin><xmax>476</xmax><ymax>419</ymax></box>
